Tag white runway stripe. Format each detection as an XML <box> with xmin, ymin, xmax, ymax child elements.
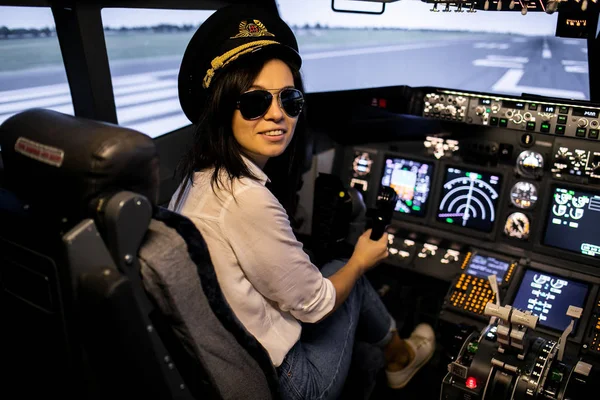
<box><xmin>302</xmin><ymin>41</ymin><xmax>454</xmax><ymax>60</ymax></box>
<box><xmin>115</xmin><ymin>87</ymin><xmax>178</xmax><ymax>108</ymax></box>
<box><xmin>562</xmin><ymin>60</ymin><xmax>588</xmax><ymax>74</ymax></box>
<box><xmin>542</xmin><ymin>39</ymin><xmax>552</xmax><ymax>59</ymax></box>
<box><xmin>0</xmin><ymin>79</ymin><xmax>178</xmax><ymax>120</ymax></box>
<box><xmin>0</xmin><ymin>82</ymin><xmax>71</xmax><ymax>104</ymax></box>
<box><xmin>0</xmin><ymin>93</ymin><xmax>72</xmax><ymax>114</ymax></box>
<box><xmin>492</xmin><ymin>69</ymin><xmax>585</xmax><ymax>100</ymax></box>
<box><xmin>126</xmin><ymin>113</ymin><xmax>190</xmax><ymax>138</ymax></box>
<box><xmin>487</xmin><ymin>55</ymin><xmax>529</xmax><ymax>63</ymax></box>
<box><xmin>473</xmin><ymin>55</ymin><xmax>527</xmax><ymax>69</ymax></box>
<box><xmin>0</xmin><ymin>70</ymin><xmax>178</xmax><ymax>105</ymax></box>
<box><xmin>0</xmin><ymin>103</ymin><xmax>74</xmax><ymax>125</ymax></box>
<box><xmin>473</xmin><ymin>59</ymin><xmax>524</xmax><ymax>69</ymax></box>
<box><xmin>474</xmin><ymin>43</ymin><xmax>509</xmax><ymax>49</ymax></box>
<box><xmin>116</xmin><ymin>98</ymin><xmax>181</xmax><ymax>124</ymax></box>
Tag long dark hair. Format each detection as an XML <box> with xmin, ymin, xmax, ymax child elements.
<box><xmin>174</xmin><ymin>52</ymin><xmax>309</xmax><ymax>221</ymax></box>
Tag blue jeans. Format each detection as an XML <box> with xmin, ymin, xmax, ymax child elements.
<box><xmin>277</xmin><ymin>259</ymin><xmax>395</xmax><ymax>400</ymax></box>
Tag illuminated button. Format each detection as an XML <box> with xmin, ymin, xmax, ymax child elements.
<box><xmin>499</xmin><ymin>118</ymin><xmax>508</xmax><ymax>127</ymax></box>
<box><xmin>490</xmin><ymin>117</ymin><xmax>499</xmax><ymax>126</ymax></box>
<box><xmin>557</xmin><ymin>115</ymin><xmax>567</xmax><ymax>124</ymax></box>
<box><xmin>526</xmin><ymin>122</ymin><xmax>536</xmax><ymax>131</ymax></box>
<box><xmin>528</xmin><ymin>103</ymin><xmax>538</xmax><ymax>111</ymax></box>
<box><xmin>555</xmin><ymin>125</ymin><xmax>566</xmax><ymax>135</ymax></box>
<box><xmin>589</xmin><ymin>129</ymin><xmax>599</xmax><ymax>139</ymax></box>
<box><xmin>541</xmin><ymin>123</ymin><xmax>551</xmax><ymax>133</ymax></box>
<box><xmin>559</xmin><ymin>106</ymin><xmax>569</xmax><ymax>114</ymax></box>
<box><xmin>576</xmin><ymin>128</ymin><xmax>587</xmax><ymax>137</ymax></box>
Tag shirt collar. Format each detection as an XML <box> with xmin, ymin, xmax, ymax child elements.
<box><xmin>241</xmin><ymin>154</ymin><xmax>270</xmax><ymax>186</ymax></box>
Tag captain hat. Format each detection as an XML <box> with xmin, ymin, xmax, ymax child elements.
<box><xmin>178</xmin><ymin>4</ymin><xmax>302</xmax><ymax>124</ymax></box>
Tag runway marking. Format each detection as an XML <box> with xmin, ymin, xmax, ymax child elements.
<box><xmin>474</xmin><ymin>43</ymin><xmax>510</xmax><ymax>49</ymax></box>
<box><xmin>542</xmin><ymin>38</ymin><xmax>552</xmax><ymax>59</ymax></box>
<box><xmin>301</xmin><ymin>41</ymin><xmax>454</xmax><ymax>60</ymax></box>
<box><xmin>127</xmin><ymin>114</ymin><xmax>192</xmax><ymax>138</ymax></box>
<box><xmin>473</xmin><ymin>59</ymin><xmax>524</xmax><ymax>69</ymax></box>
<box><xmin>563</xmin><ymin>39</ymin><xmax>584</xmax><ymax>45</ymax></box>
<box><xmin>487</xmin><ymin>55</ymin><xmax>529</xmax><ymax>63</ymax></box>
<box><xmin>492</xmin><ymin>69</ymin><xmax>586</xmax><ymax>100</ymax></box>
<box><xmin>0</xmin><ymin>70</ymin><xmax>177</xmax><ymax>104</ymax></box>
<box><xmin>0</xmin><ymin>85</ymin><xmax>178</xmax><ymax>115</ymax></box>
<box><xmin>562</xmin><ymin>60</ymin><xmax>588</xmax><ymax>74</ymax></box>
<box><xmin>0</xmin><ymin>71</ymin><xmax>185</xmax><ymax>132</ymax></box>
<box><xmin>473</xmin><ymin>55</ymin><xmax>527</xmax><ymax>69</ymax></box>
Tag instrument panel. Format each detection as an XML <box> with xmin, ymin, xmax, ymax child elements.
<box><xmin>333</xmin><ymin>86</ymin><xmax>600</xmax><ymax>361</ymax></box>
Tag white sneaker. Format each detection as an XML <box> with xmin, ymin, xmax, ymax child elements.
<box><xmin>385</xmin><ymin>323</ymin><xmax>436</xmax><ymax>389</ymax></box>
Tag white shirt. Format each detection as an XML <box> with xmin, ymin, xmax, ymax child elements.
<box><xmin>169</xmin><ymin>158</ymin><xmax>336</xmax><ymax>367</ymax></box>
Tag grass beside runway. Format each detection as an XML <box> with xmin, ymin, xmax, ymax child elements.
<box><xmin>0</xmin><ymin>28</ymin><xmax>476</xmax><ymax>72</ymax></box>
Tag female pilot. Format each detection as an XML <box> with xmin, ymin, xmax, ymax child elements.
<box><xmin>171</xmin><ymin>4</ymin><xmax>435</xmax><ymax>399</ymax></box>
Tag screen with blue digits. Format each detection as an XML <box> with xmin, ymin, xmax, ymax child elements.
<box><xmin>544</xmin><ymin>187</ymin><xmax>600</xmax><ymax>258</ymax></box>
<box><xmin>512</xmin><ymin>269</ymin><xmax>588</xmax><ymax>332</ymax></box>
<box><xmin>465</xmin><ymin>254</ymin><xmax>509</xmax><ymax>283</ymax></box>
<box><xmin>380</xmin><ymin>156</ymin><xmax>433</xmax><ymax>217</ymax></box>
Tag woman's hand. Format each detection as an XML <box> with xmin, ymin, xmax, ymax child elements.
<box><xmin>349</xmin><ymin>229</ymin><xmax>389</xmax><ymax>273</ymax></box>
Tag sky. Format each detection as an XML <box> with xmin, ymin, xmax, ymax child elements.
<box><xmin>0</xmin><ymin>0</ymin><xmax>562</xmax><ymax>35</ymax></box>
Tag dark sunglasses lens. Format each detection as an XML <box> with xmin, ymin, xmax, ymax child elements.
<box><xmin>280</xmin><ymin>89</ymin><xmax>304</xmax><ymax>117</ymax></box>
<box><xmin>239</xmin><ymin>91</ymin><xmax>272</xmax><ymax>119</ymax></box>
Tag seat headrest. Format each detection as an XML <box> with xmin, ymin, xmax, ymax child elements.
<box><xmin>0</xmin><ymin>109</ymin><xmax>159</xmax><ymax>226</ymax></box>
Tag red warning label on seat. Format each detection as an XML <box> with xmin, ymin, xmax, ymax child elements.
<box><xmin>14</xmin><ymin>137</ymin><xmax>64</xmax><ymax>167</ymax></box>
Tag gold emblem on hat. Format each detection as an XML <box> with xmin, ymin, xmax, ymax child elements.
<box><xmin>231</xmin><ymin>20</ymin><xmax>275</xmax><ymax>38</ymax></box>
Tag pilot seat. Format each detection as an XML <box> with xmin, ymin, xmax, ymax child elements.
<box><xmin>0</xmin><ymin>109</ymin><xmax>279</xmax><ymax>400</ymax></box>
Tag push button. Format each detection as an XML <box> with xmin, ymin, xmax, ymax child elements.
<box><xmin>559</xmin><ymin>106</ymin><xmax>569</xmax><ymax>114</ymax></box>
<box><xmin>490</xmin><ymin>117</ymin><xmax>499</xmax><ymax>126</ymax></box>
<box><xmin>526</xmin><ymin>121</ymin><xmax>536</xmax><ymax>131</ymax></box>
<box><xmin>541</xmin><ymin>123</ymin><xmax>551</xmax><ymax>133</ymax></box>
<box><xmin>589</xmin><ymin>129</ymin><xmax>599</xmax><ymax>139</ymax></box>
<box><xmin>576</xmin><ymin>128</ymin><xmax>587</xmax><ymax>137</ymax></box>
<box><xmin>528</xmin><ymin>103</ymin><xmax>538</xmax><ymax>111</ymax></box>
<box><xmin>555</xmin><ymin>125</ymin><xmax>566</xmax><ymax>135</ymax></box>
<box><xmin>499</xmin><ymin>118</ymin><xmax>508</xmax><ymax>127</ymax></box>
<box><xmin>557</xmin><ymin>115</ymin><xmax>568</xmax><ymax>124</ymax></box>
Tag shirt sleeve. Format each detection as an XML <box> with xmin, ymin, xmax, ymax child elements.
<box><xmin>221</xmin><ymin>185</ymin><xmax>335</xmax><ymax>323</ymax></box>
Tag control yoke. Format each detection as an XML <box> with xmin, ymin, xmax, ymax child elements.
<box><xmin>368</xmin><ymin>186</ymin><xmax>397</xmax><ymax>240</ymax></box>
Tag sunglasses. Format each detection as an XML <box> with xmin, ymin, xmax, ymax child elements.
<box><xmin>236</xmin><ymin>88</ymin><xmax>305</xmax><ymax>120</ymax></box>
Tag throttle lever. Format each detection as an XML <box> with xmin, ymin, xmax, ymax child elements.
<box><xmin>368</xmin><ymin>186</ymin><xmax>397</xmax><ymax>240</ymax></box>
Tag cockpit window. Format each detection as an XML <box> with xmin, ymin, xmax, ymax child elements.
<box><xmin>277</xmin><ymin>0</ymin><xmax>590</xmax><ymax>100</ymax></box>
<box><xmin>101</xmin><ymin>8</ymin><xmax>215</xmax><ymax>138</ymax></box>
<box><xmin>0</xmin><ymin>6</ymin><xmax>74</xmax><ymax>127</ymax></box>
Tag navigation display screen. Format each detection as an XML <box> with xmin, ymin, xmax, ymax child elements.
<box><xmin>465</xmin><ymin>254</ymin><xmax>510</xmax><ymax>283</ymax></box>
<box><xmin>512</xmin><ymin>269</ymin><xmax>588</xmax><ymax>332</ymax></box>
<box><xmin>437</xmin><ymin>167</ymin><xmax>502</xmax><ymax>232</ymax></box>
<box><xmin>544</xmin><ymin>187</ymin><xmax>600</xmax><ymax>258</ymax></box>
<box><xmin>380</xmin><ymin>156</ymin><xmax>433</xmax><ymax>217</ymax></box>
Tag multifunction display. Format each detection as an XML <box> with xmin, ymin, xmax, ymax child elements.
<box><xmin>544</xmin><ymin>187</ymin><xmax>600</xmax><ymax>258</ymax></box>
<box><xmin>437</xmin><ymin>167</ymin><xmax>502</xmax><ymax>232</ymax></box>
<box><xmin>465</xmin><ymin>254</ymin><xmax>509</xmax><ymax>283</ymax></box>
<box><xmin>512</xmin><ymin>269</ymin><xmax>588</xmax><ymax>332</ymax></box>
<box><xmin>380</xmin><ymin>156</ymin><xmax>433</xmax><ymax>217</ymax></box>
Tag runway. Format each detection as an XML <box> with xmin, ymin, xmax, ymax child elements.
<box><xmin>0</xmin><ymin>34</ymin><xmax>590</xmax><ymax>138</ymax></box>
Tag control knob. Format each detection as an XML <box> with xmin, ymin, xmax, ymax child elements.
<box><xmin>578</xmin><ymin>118</ymin><xmax>589</xmax><ymax>128</ymax></box>
<box><xmin>475</xmin><ymin>106</ymin><xmax>486</xmax><ymax>116</ymax></box>
<box><xmin>512</xmin><ymin>113</ymin><xmax>523</xmax><ymax>124</ymax></box>
<box><xmin>445</xmin><ymin>105</ymin><xmax>457</xmax><ymax>116</ymax></box>
<box><xmin>433</xmin><ymin>104</ymin><xmax>445</xmax><ymax>113</ymax></box>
